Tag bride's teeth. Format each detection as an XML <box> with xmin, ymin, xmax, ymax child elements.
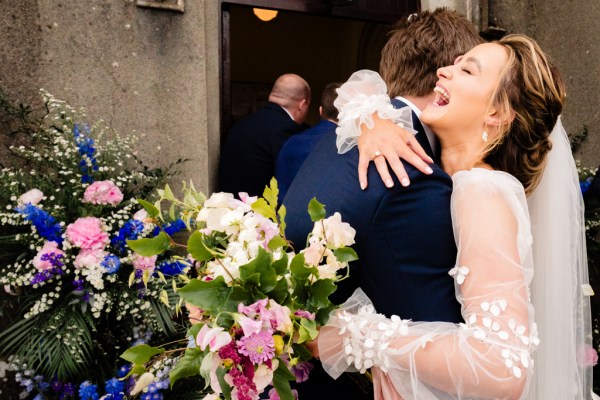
<box><xmin>434</xmin><ymin>86</ymin><xmax>450</xmax><ymax>103</ymax></box>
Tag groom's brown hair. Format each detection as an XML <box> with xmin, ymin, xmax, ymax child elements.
<box><xmin>380</xmin><ymin>8</ymin><xmax>483</xmax><ymax>98</ymax></box>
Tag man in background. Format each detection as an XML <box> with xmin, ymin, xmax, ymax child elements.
<box><xmin>218</xmin><ymin>73</ymin><xmax>311</xmax><ymax>196</ymax></box>
<box><xmin>275</xmin><ymin>82</ymin><xmax>341</xmax><ymax>201</ymax></box>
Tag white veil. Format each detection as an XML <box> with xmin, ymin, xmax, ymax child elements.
<box><xmin>527</xmin><ymin>117</ymin><xmax>594</xmax><ymax>399</ymax></box>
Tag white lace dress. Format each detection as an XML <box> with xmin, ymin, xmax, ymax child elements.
<box><xmin>318</xmin><ymin>168</ymin><xmax>539</xmax><ymax>400</ymax></box>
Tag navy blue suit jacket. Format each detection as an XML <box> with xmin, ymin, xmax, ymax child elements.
<box><xmin>218</xmin><ymin>102</ymin><xmax>304</xmax><ymax>196</ymax></box>
<box><xmin>275</xmin><ymin>119</ymin><xmax>337</xmax><ymax>202</ymax></box>
<box><xmin>283</xmin><ymin>99</ymin><xmax>462</xmax><ymax>399</ymax></box>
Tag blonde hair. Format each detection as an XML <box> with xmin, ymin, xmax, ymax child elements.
<box><xmin>481</xmin><ymin>34</ymin><xmax>566</xmax><ymax>195</ymax></box>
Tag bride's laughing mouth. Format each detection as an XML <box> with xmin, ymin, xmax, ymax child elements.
<box><xmin>433</xmin><ymin>85</ymin><xmax>450</xmax><ymax>107</ymax></box>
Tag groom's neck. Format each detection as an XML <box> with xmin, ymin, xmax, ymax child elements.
<box><xmin>403</xmin><ymin>93</ymin><xmax>436</xmax><ymax>113</ymax></box>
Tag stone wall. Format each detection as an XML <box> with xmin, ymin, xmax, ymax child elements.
<box><xmin>0</xmin><ymin>0</ymin><xmax>221</xmax><ymax>193</ymax></box>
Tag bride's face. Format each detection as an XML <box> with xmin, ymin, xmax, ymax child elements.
<box><xmin>420</xmin><ymin>43</ymin><xmax>509</xmax><ymax>140</ymax></box>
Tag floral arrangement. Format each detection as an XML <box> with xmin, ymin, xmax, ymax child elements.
<box><xmin>121</xmin><ymin>180</ymin><xmax>358</xmax><ymax>400</ymax></box>
<box><xmin>0</xmin><ymin>91</ymin><xmax>186</xmax><ymax>399</ymax></box>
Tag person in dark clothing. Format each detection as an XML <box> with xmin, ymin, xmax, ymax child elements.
<box><xmin>218</xmin><ymin>73</ymin><xmax>311</xmax><ymax>197</ymax></box>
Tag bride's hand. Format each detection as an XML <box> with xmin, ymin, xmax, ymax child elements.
<box><xmin>358</xmin><ymin>114</ymin><xmax>433</xmax><ymax>190</ymax></box>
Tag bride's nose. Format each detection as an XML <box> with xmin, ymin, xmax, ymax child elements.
<box><xmin>437</xmin><ymin>65</ymin><xmax>452</xmax><ymax>80</ymax></box>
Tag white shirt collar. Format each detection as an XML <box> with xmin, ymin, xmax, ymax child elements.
<box><xmin>394</xmin><ymin>96</ymin><xmax>437</xmax><ymax>155</ymax></box>
<box><xmin>280</xmin><ymin>105</ymin><xmax>295</xmax><ymax>122</ymax></box>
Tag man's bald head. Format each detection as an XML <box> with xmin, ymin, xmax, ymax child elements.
<box><xmin>269</xmin><ymin>74</ymin><xmax>311</xmax><ymax>124</ymax></box>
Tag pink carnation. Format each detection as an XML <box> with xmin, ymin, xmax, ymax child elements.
<box><xmin>74</xmin><ymin>250</ymin><xmax>106</xmax><ymax>269</ymax></box>
<box><xmin>66</xmin><ymin>217</ymin><xmax>110</xmax><ymax>250</ymax></box>
<box><xmin>133</xmin><ymin>254</ymin><xmax>157</xmax><ymax>271</ymax></box>
<box><xmin>32</xmin><ymin>241</ymin><xmax>65</xmax><ymax>271</ymax></box>
<box><xmin>82</xmin><ymin>180</ymin><xmax>124</xmax><ymax>206</ymax></box>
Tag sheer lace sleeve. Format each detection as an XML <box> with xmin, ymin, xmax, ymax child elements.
<box><xmin>334</xmin><ymin>69</ymin><xmax>416</xmax><ymax>154</ymax></box>
<box><xmin>318</xmin><ymin>169</ymin><xmax>538</xmax><ymax>399</ymax></box>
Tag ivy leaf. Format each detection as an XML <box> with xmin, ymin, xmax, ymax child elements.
<box><xmin>272</xmin><ymin>359</ymin><xmax>296</xmax><ymax>400</ymax></box>
<box><xmin>252</xmin><ymin>198</ymin><xmax>276</xmax><ymax>222</ymax></box>
<box><xmin>268</xmin><ymin>236</ymin><xmax>288</xmax><ymax>251</ymax></box>
<box><xmin>127</xmin><ymin>232</ymin><xmax>171</xmax><ymax>257</ymax></box>
<box><xmin>239</xmin><ymin>247</ymin><xmax>277</xmax><ymax>292</ymax></box>
<box><xmin>177</xmin><ymin>276</ymin><xmax>232</xmax><ymax>313</ymax></box>
<box><xmin>169</xmin><ymin>347</ymin><xmax>204</xmax><ymax>387</ymax></box>
<box><xmin>333</xmin><ymin>247</ymin><xmax>359</xmax><ymax>263</ymax></box>
<box><xmin>137</xmin><ymin>198</ymin><xmax>160</xmax><ymax>218</ymax></box>
<box><xmin>297</xmin><ymin>318</ymin><xmax>318</xmax><ymax>344</ymax></box>
<box><xmin>270</xmin><ymin>277</ymin><xmax>290</xmax><ymax>305</ymax></box>
<box><xmin>263</xmin><ymin>178</ymin><xmax>279</xmax><ymax>209</ymax></box>
<box><xmin>187</xmin><ymin>231</ymin><xmax>214</xmax><ymax>262</ymax></box>
<box><xmin>272</xmin><ymin>251</ymin><xmax>288</xmax><ymax>276</ymax></box>
<box><xmin>290</xmin><ymin>253</ymin><xmax>313</xmax><ymax>282</ymax></box>
<box><xmin>307</xmin><ymin>197</ymin><xmax>326</xmax><ymax>222</ymax></box>
<box><xmin>120</xmin><ymin>344</ymin><xmax>164</xmax><ymax>364</ymax></box>
<box><xmin>307</xmin><ymin>279</ymin><xmax>336</xmax><ymax>310</ymax></box>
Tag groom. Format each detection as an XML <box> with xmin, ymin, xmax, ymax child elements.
<box><xmin>282</xmin><ymin>9</ymin><xmax>483</xmax><ymax>399</ymax></box>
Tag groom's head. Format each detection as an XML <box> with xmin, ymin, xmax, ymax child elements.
<box><xmin>380</xmin><ymin>8</ymin><xmax>483</xmax><ymax>99</ymax></box>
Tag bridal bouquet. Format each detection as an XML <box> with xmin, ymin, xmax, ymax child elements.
<box><xmin>122</xmin><ymin>180</ymin><xmax>357</xmax><ymax>400</ymax></box>
<box><xmin>0</xmin><ymin>91</ymin><xmax>185</xmax><ymax>399</ymax></box>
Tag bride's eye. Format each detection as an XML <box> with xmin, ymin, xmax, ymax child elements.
<box><xmin>461</xmin><ymin>67</ymin><xmax>472</xmax><ymax>75</ymax></box>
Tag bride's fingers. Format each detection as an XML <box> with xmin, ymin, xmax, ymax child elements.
<box><xmin>358</xmin><ymin>149</ymin><xmax>371</xmax><ymax>190</ymax></box>
<box><xmin>374</xmin><ymin>155</ymin><xmax>394</xmax><ymax>188</ymax></box>
<box><xmin>405</xmin><ymin>135</ymin><xmax>434</xmax><ymax>165</ymax></box>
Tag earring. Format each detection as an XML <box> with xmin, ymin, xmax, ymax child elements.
<box><xmin>482</xmin><ymin>131</ymin><xmax>488</xmax><ymax>143</ymax></box>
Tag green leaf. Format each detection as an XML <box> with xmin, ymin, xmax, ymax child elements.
<box><xmin>187</xmin><ymin>322</ymin><xmax>204</xmax><ymax>339</ymax></box>
<box><xmin>177</xmin><ymin>276</ymin><xmax>232</xmax><ymax>313</ymax></box>
<box><xmin>121</xmin><ymin>344</ymin><xmax>164</xmax><ymax>364</ymax></box>
<box><xmin>169</xmin><ymin>347</ymin><xmax>204</xmax><ymax>387</ymax></box>
<box><xmin>270</xmin><ymin>278</ymin><xmax>290</xmax><ymax>305</ymax></box>
<box><xmin>308</xmin><ymin>279</ymin><xmax>337</xmax><ymax>310</ymax></box>
<box><xmin>239</xmin><ymin>247</ymin><xmax>277</xmax><ymax>292</ymax></box>
<box><xmin>290</xmin><ymin>253</ymin><xmax>314</xmax><ymax>282</ymax></box>
<box><xmin>268</xmin><ymin>235</ymin><xmax>288</xmax><ymax>251</ymax></box>
<box><xmin>272</xmin><ymin>359</ymin><xmax>296</xmax><ymax>400</ymax></box>
<box><xmin>187</xmin><ymin>231</ymin><xmax>214</xmax><ymax>261</ymax></box>
<box><xmin>297</xmin><ymin>318</ymin><xmax>319</xmax><ymax>344</ymax></box>
<box><xmin>272</xmin><ymin>251</ymin><xmax>289</xmax><ymax>275</ymax></box>
<box><xmin>127</xmin><ymin>231</ymin><xmax>171</xmax><ymax>257</ymax></box>
<box><xmin>307</xmin><ymin>197</ymin><xmax>326</xmax><ymax>222</ymax></box>
<box><xmin>138</xmin><ymin>198</ymin><xmax>160</xmax><ymax>218</ymax></box>
<box><xmin>251</xmin><ymin>198</ymin><xmax>276</xmax><ymax>222</ymax></box>
<box><xmin>163</xmin><ymin>183</ymin><xmax>176</xmax><ymax>201</ymax></box>
<box><xmin>277</xmin><ymin>204</ymin><xmax>287</xmax><ymax>235</ymax></box>
<box><xmin>216</xmin><ymin>366</ymin><xmax>232</xmax><ymax>398</ymax></box>
<box><xmin>333</xmin><ymin>247</ymin><xmax>359</xmax><ymax>263</ymax></box>
<box><xmin>291</xmin><ymin>343</ymin><xmax>314</xmax><ymax>362</ymax></box>
<box><xmin>263</xmin><ymin>177</ymin><xmax>279</xmax><ymax>208</ymax></box>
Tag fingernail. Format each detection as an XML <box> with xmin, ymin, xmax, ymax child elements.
<box><xmin>401</xmin><ymin>178</ymin><xmax>410</xmax><ymax>187</ymax></box>
<box><xmin>426</xmin><ymin>167</ymin><xmax>433</xmax><ymax>174</ymax></box>
<box><xmin>360</xmin><ymin>181</ymin><xmax>366</xmax><ymax>190</ymax></box>
<box><xmin>385</xmin><ymin>179</ymin><xmax>394</xmax><ymax>188</ymax></box>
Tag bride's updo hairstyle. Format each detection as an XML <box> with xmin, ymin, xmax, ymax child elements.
<box><xmin>482</xmin><ymin>34</ymin><xmax>566</xmax><ymax>195</ymax></box>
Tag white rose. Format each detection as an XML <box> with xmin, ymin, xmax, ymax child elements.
<box><xmin>18</xmin><ymin>189</ymin><xmax>44</xmax><ymax>206</ymax></box>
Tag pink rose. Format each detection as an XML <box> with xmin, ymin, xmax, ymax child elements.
<box><xmin>185</xmin><ymin>303</ymin><xmax>204</xmax><ymax>324</ymax></box>
<box><xmin>74</xmin><ymin>250</ymin><xmax>106</xmax><ymax>269</ymax></box>
<box><xmin>133</xmin><ymin>254</ymin><xmax>157</xmax><ymax>271</ymax></box>
<box><xmin>32</xmin><ymin>241</ymin><xmax>65</xmax><ymax>271</ymax></box>
<box><xmin>66</xmin><ymin>217</ymin><xmax>110</xmax><ymax>250</ymax></box>
<box><xmin>19</xmin><ymin>188</ymin><xmax>44</xmax><ymax>206</ymax></box>
<box><xmin>82</xmin><ymin>180</ymin><xmax>124</xmax><ymax>206</ymax></box>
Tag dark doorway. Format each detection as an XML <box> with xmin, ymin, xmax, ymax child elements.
<box><xmin>220</xmin><ymin>0</ymin><xmax>420</xmax><ymax>136</ymax></box>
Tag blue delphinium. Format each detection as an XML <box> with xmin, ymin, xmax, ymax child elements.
<box><xmin>111</xmin><ymin>220</ymin><xmax>145</xmax><ymax>255</ymax></box>
<box><xmin>31</xmin><ymin>253</ymin><xmax>65</xmax><ymax>284</ymax></box>
<box><xmin>16</xmin><ymin>203</ymin><xmax>63</xmax><ymax>244</ymax></box>
<box><xmin>151</xmin><ymin>218</ymin><xmax>186</xmax><ymax>237</ymax></box>
<box><xmin>73</xmin><ymin>124</ymin><xmax>98</xmax><ymax>184</ymax></box>
<box><xmin>140</xmin><ymin>379</ymin><xmax>169</xmax><ymax>400</ymax></box>
<box><xmin>78</xmin><ymin>381</ymin><xmax>99</xmax><ymax>400</ymax></box>
<box><xmin>104</xmin><ymin>377</ymin><xmax>125</xmax><ymax>400</ymax></box>
<box><xmin>157</xmin><ymin>259</ymin><xmax>186</xmax><ymax>277</ymax></box>
<box><xmin>101</xmin><ymin>254</ymin><xmax>121</xmax><ymax>274</ymax></box>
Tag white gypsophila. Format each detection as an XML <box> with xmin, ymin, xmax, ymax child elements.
<box><xmin>81</xmin><ymin>263</ymin><xmax>106</xmax><ymax>290</ymax></box>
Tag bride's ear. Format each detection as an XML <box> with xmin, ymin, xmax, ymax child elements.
<box><xmin>485</xmin><ymin>107</ymin><xmax>515</xmax><ymax>128</ymax></box>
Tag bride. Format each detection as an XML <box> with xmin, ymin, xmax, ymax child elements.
<box><xmin>317</xmin><ymin>34</ymin><xmax>593</xmax><ymax>399</ymax></box>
